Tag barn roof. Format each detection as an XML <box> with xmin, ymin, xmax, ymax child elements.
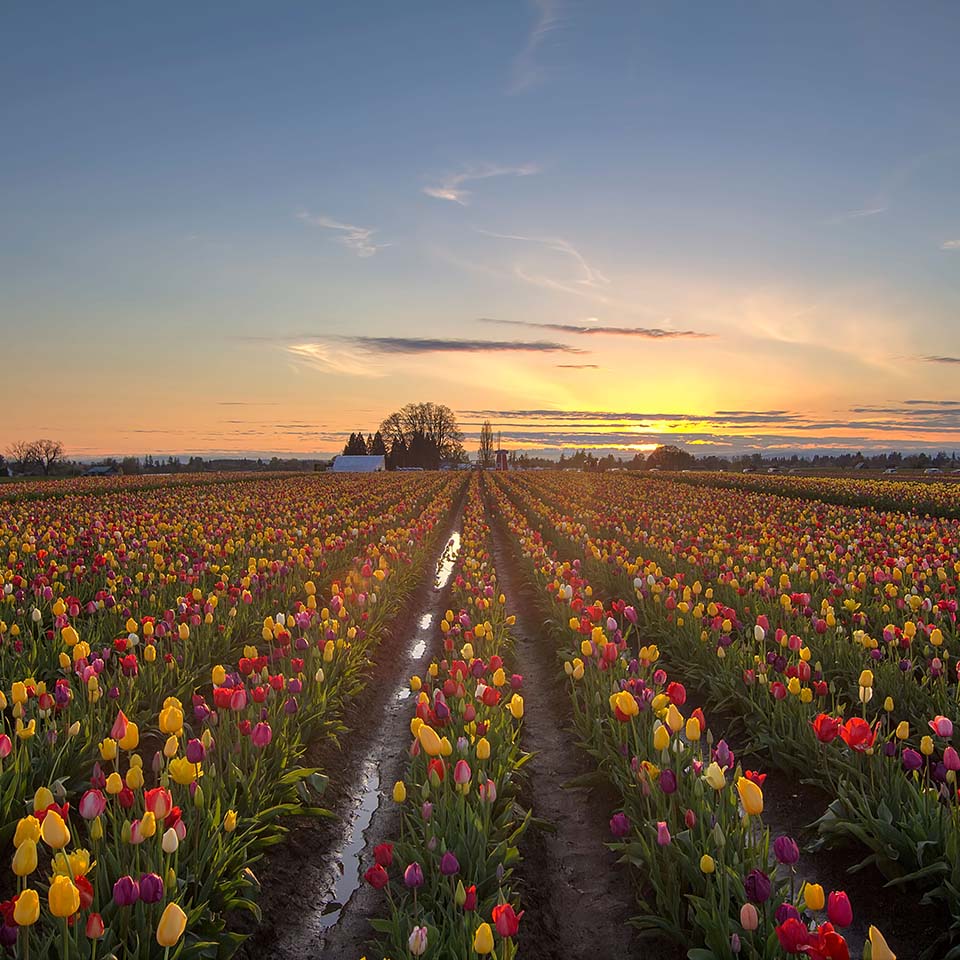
<box><xmin>331</xmin><ymin>455</ymin><xmax>386</xmax><ymax>472</ymax></box>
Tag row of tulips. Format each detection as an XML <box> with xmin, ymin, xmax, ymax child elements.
<box><xmin>0</xmin><ymin>472</ymin><xmax>295</xmax><ymax>504</ymax></box>
<box><xmin>486</xmin><ymin>475</ymin><xmax>900</xmax><ymax>960</ymax></box>
<box><xmin>660</xmin><ymin>470</ymin><xmax>960</xmax><ymax>520</ymax></box>
<box><xmin>363</xmin><ymin>476</ymin><xmax>529</xmax><ymax>959</ymax></box>
<box><xmin>0</xmin><ymin>473</ymin><xmax>451</xmax><ymax>833</ymax></box>
<box><xmin>492</xmin><ymin>472</ymin><xmax>954</xmax><ymax>956</ymax></box>
<box><xmin>0</xmin><ymin>474</ymin><xmax>466</xmax><ymax>957</ymax></box>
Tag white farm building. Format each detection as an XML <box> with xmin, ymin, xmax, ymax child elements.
<box><xmin>331</xmin><ymin>455</ymin><xmax>386</xmax><ymax>473</ymax></box>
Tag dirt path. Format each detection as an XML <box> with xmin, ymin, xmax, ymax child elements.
<box><xmin>486</xmin><ymin>493</ymin><xmax>650</xmax><ymax>960</ymax></box>
<box><xmin>237</xmin><ymin>495</ymin><xmax>466</xmax><ymax>960</ymax></box>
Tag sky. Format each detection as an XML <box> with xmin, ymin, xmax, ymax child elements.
<box><xmin>2</xmin><ymin>1</ymin><xmax>959</xmax><ymax>460</ymax></box>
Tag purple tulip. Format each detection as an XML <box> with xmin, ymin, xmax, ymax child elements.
<box><xmin>744</xmin><ymin>869</ymin><xmax>771</xmax><ymax>904</ymax></box>
<box><xmin>139</xmin><ymin>873</ymin><xmax>164</xmax><ymax>904</ymax></box>
<box><xmin>773</xmin><ymin>835</ymin><xmax>799</xmax><ymax>865</ymax></box>
<box><xmin>440</xmin><ymin>852</ymin><xmax>460</xmax><ymax>876</ymax></box>
<box><xmin>404</xmin><ymin>862</ymin><xmax>424</xmax><ymax>888</ymax></box>
<box><xmin>609</xmin><ymin>812</ymin><xmax>631</xmax><ymax>838</ymax></box>
<box><xmin>776</xmin><ymin>902</ymin><xmax>800</xmax><ymax>924</ymax></box>
<box><xmin>902</xmin><ymin>748</ymin><xmax>923</xmax><ymax>772</ymax></box>
<box><xmin>659</xmin><ymin>769</ymin><xmax>677</xmax><ymax>794</ymax></box>
<box><xmin>113</xmin><ymin>875</ymin><xmax>140</xmax><ymax>906</ymax></box>
<box><xmin>186</xmin><ymin>738</ymin><xmax>206</xmax><ymax>764</ymax></box>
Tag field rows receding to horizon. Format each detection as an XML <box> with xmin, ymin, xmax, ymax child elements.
<box><xmin>1</xmin><ymin>468</ymin><xmax>956</xmax><ymax>959</ymax></box>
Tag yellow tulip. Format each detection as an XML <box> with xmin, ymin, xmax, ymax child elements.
<box><xmin>700</xmin><ymin>854</ymin><xmax>715</xmax><ymax>874</ymax></box>
<box><xmin>33</xmin><ymin>787</ymin><xmax>54</xmax><ymax>812</ymax></box>
<box><xmin>12</xmin><ymin>839</ymin><xmax>38</xmax><ymax>877</ymax></box>
<box><xmin>119</xmin><ymin>723</ymin><xmax>139</xmax><ymax>751</ymax></box>
<box><xmin>159</xmin><ymin>704</ymin><xmax>183</xmax><ymax>734</ymax></box>
<box><xmin>140</xmin><ymin>811</ymin><xmax>157</xmax><ymax>838</ymax></box>
<box><xmin>14</xmin><ymin>816</ymin><xmax>40</xmax><ymax>847</ymax></box>
<box><xmin>392</xmin><ymin>780</ymin><xmax>406</xmax><ymax>803</ymax></box>
<box><xmin>803</xmin><ymin>882</ymin><xmax>825</xmax><ymax>911</ymax></box>
<box><xmin>921</xmin><ymin>735</ymin><xmax>934</xmax><ymax>756</ymax></box>
<box><xmin>473</xmin><ymin>922</ymin><xmax>494</xmax><ymax>955</ymax></box>
<box><xmin>685</xmin><ymin>717</ymin><xmax>701</xmax><ymax>742</ymax></box>
<box><xmin>867</xmin><ymin>925</ymin><xmax>896</xmax><ymax>960</ymax></box>
<box><xmin>40</xmin><ymin>811</ymin><xmax>71</xmax><ymax>850</ymax></box>
<box><xmin>223</xmin><ymin>809</ymin><xmax>237</xmax><ymax>832</ymax></box>
<box><xmin>48</xmin><ymin>876</ymin><xmax>80</xmax><ymax>918</ymax></box>
<box><xmin>704</xmin><ymin>762</ymin><xmax>725</xmax><ymax>790</ymax></box>
<box><xmin>13</xmin><ymin>888</ymin><xmax>39</xmax><ymax>926</ymax></box>
<box><xmin>169</xmin><ymin>757</ymin><xmax>201</xmax><ymax>785</ymax></box>
<box><xmin>508</xmin><ymin>694</ymin><xmax>524</xmax><ymax>719</ymax></box>
<box><xmin>736</xmin><ymin>777</ymin><xmax>763</xmax><ymax>816</ymax></box>
<box><xmin>895</xmin><ymin>721</ymin><xmax>909</xmax><ymax>741</ymax></box>
<box><xmin>156</xmin><ymin>901</ymin><xmax>188</xmax><ymax>947</ymax></box>
<box><xmin>476</xmin><ymin>737</ymin><xmax>491</xmax><ymax>760</ymax></box>
<box><xmin>665</xmin><ymin>704</ymin><xmax>683</xmax><ymax>732</ymax></box>
<box><xmin>653</xmin><ymin>723</ymin><xmax>670</xmax><ymax>752</ymax></box>
<box><xmin>417</xmin><ymin>724</ymin><xmax>443</xmax><ymax>757</ymax></box>
<box><xmin>106</xmin><ymin>772</ymin><xmax>123</xmax><ymax>795</ymax></box>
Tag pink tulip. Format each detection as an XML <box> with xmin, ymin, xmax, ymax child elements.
<box><xmin>79</xmin><ymin>789</ymin><xmax>107</xmax><ymax>820</ymax></box>
<box><xmin>251</xmin><ymin>722</ymin><xmax>273</xmax><ymax>749</ymax></box>
<box><xmin>929</xmin><ymin>716</ymin><xmax>954</xmax><ymax>738</ymax></box>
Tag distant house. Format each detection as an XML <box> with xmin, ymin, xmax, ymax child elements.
<box><xmin>331</xmin><ymin>455</ymin><xmax>386</xmax><ymax>473</ymax></box>
<box><xmin>85</xmin><ymin>464</ymin><xmax>123</xmax><ymax>477</ymax></box>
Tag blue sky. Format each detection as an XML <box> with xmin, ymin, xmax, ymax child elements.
<box><xmin>2</xmin><ymin>1</ymin><xmax>959</xmax><ymax>457</ymax></box>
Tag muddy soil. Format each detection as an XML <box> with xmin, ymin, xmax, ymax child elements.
<box><xmin>237</xmin><ymin>494</ymin><xmax>465</xmax><ymax>960</ymax></box>
<box><xmin>486</xmin><ymin>494</ymin><xmax>663</xmax><ymax>960</ymax></box>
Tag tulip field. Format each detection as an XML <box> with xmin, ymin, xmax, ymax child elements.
<box><xmin>3</xmin><ymin>468</ymin><xmax>958</xmax><ymax>958</ymax></box>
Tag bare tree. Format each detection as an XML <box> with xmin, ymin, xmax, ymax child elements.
<box><xmin>5</xmin><ymin>441</ymin><xmax>37</xmax><ymax>474</ymax></box>
<box><xmin>29</xmin><ymin>439</ymin><xmax>64</xmax><ymax>475</ymax></box>
<box><xmin>478</xmin><ymin>420</ymin><xmax>495</xmax><ymax>468</ymax></box>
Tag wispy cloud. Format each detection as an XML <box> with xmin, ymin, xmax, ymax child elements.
<box><xmin>942</xmin><ymin>240</ymin><xmax>960</xmax><ymax>250</ymax></box>
<box><xmin>282</xmin><ymin>335</ymin><xmax>585</xmax><ymax>376</ymax></box>
<box><xmin>921</xmin><ymin>355</ymin><xmax>960</xmax><ymax>364</ymax></box>
<box><xmin>423</xmin><ymin>164</ymin><xmax>539</xmax><ymax>205</ymax></box>
<box><xmin>477</xmin><ymin>228</ymin><xmax>609</xmax><ymax>286</ymax></box>
<box><xmin>556</xmin><ymin>363</ymin><xmax>598</xmax><ymax>369</ymax></box>
<box><xmin>480</xmin><ymin>318</ymin><xmax>711</xmax><ymax>339</ymax></box>
<box><xmin>824</xmin><ymin>206</ymin><xmax>887</xmax><ymax>224</ymax></box>
<box><xmin>510</xmin><ymin>0</ymin><xmax>564</xmax><ymax>92</ymax></box>
<box><xmin>296</xmin><ymin>211</ymin><xmax>390</xmax><ymax>257</ymax></box>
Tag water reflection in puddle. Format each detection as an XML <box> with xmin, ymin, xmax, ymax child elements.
<box><xmin>311</xmin><ymin>528</ymin><xmax>463</xmax><ymax>936</ymax></box>
<box><xmin>316</xmin><ymin>759</ymin><xmax>380</xmax><ymax>930</ymax></box>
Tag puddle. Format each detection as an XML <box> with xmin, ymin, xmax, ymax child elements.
<box><xmin>315</xmin><ymin>759</ymin><xmax>380</xmax><ymax>930</ymax></box>
<box><xmin>436</xmin><ymin>532</ymin><xmax>460</xmax><ymax>588</ymax></box>
<box><xmin>304</xmin><ymin>527</ymin><xmax>463</xmax><ymax>941</ymax></box>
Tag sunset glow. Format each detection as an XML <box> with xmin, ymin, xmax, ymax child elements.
<box><xmin>2</xmin><ymin>3</ymin><xmax>958</xmax><ymax>458</ymax></box>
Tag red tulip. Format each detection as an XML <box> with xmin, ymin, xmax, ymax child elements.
<box><xmin>491</xmin><ymin>903</ymin><xmax>523</xmax><ymax>937</ymax></box>
<box><xmin>826</xmin><ymin>891</ymin><xmax>852</xmax><ymax>928</ymax></box>
<box><xmin>364</xmin><ymin>864</ymin><xmax>389</xmax><ymax>889</ymax></box>
<box><xmin>839</xmin><ymin>718</ymin><xmax>877</xmax><ymax>752</ymax></box>
<box><xmin>811</xmin><ymin>714</ymin><xmax>842</xmax><ymax>743</ymax></box>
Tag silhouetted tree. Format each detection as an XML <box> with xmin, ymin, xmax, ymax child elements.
<box><xmin>369</xmin><ymin>431</ymin><xmax>388</xmax><ymax>457</ymax></box>
<box><xmin>379</xmin><ymin>402</ymin><xmax>465</xmax><ymax>464</ymax></box>
<box><xmin>478</xmin><ymin>421</ymin><xmax>495</xmax><ymax>468</ymax></box>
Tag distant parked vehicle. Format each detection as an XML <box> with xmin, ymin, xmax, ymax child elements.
<box><xmin>883</xmin><ymin>468</ymin><xmax>898</xmax><ymax>475</ymax></box>
<box><xmin>924</xmin><ymin>468</ymin><xmax>942</xmax><ymax>476</ymax></box>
